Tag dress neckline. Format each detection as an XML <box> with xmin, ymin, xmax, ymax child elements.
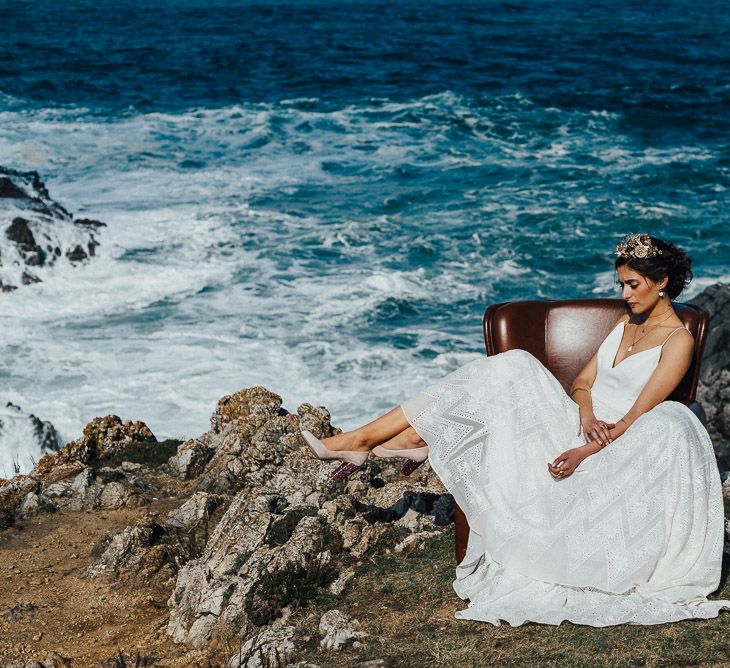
<box><xmin>610</xmin><ymin>320</ymin><xmax>663</xmax><ymax>370</ymax></box>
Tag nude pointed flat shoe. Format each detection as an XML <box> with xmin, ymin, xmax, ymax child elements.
<box><xmin>371</xmin><ymin>444</ymin><xmax>429</xmax><ymax>476</ymax></box>
<box><xmin>300</xmin><ymin>429</ymin><xmax>369</xmax><ymax>480</ymax></box>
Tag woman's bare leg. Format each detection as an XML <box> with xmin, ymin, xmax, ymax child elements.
<box><xmin>377</xmin><ymin>425</ymin><xmax>427</xmax><ymax>451</ymax></box>
<box><xmin>321</xmin><ymin>406</ymin><xmax>411</xmax><ymax>452</ymax></box>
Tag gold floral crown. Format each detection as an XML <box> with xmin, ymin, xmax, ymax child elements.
<box><xmin>615</xmin><ymin>233</ymin><xmax>663</xmax><ymax>260</ymax></box>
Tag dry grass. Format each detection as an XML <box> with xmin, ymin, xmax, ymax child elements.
<box><xmin>288</xmin><ymin>525</ymin><xmax>730</xmax><ymax>668</ymax></box>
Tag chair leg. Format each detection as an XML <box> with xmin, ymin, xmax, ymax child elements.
<box><xmin>454</xmin><ymin>502</ymin><xmax>469</xmax><ymax>565</ymax></box>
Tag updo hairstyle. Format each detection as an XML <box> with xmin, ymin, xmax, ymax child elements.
<box><xmin>614</xmin><ymin>236</ymin><xmax>693</xmax><ymax>300</ymax></box>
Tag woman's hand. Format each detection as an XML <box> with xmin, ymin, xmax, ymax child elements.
<box><xmin>548</xmin><ymin>446</ymin><xmax>589</xmax><ymax>480</ymax></box>
<box><xmin>579</xmin><ymin>415</ymin><xmax>616</xmax><ymax>447</ymax></box>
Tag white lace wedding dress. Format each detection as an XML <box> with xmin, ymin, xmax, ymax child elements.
<box><xmin>400</xmin><ymin>320</ymin><xmax>730</xmax><ymax>626</ymax></box>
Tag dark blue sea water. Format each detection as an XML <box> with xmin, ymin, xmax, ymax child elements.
<box><xmin>1</xmin><ymin>0</ymin><xmax>728</xmax><ymax>473</ymax></box>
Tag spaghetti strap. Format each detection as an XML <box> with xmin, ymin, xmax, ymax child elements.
<box><xmin>660</xmin><ymin>326</ymin><xmax>687</xmax><ymax>347</ymax></box>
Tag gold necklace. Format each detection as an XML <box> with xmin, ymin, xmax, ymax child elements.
<box><xmin>627</xmin><ymin>312</ymin><xmax>674</xmax><ymax>351</ymax></box>
<box><xmin>643</xmin><ymin>306</ymin><xmax>673</xmax><ymax>321</ymax></box>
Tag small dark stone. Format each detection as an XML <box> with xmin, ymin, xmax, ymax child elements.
<box><xmin>6</xmin><ymin>217</ymin><xmax>36</xmax><ymax>248</ymax></box>
<box><xmin>73</xmin><ymin>217</ymin><xmax>107</xmax><ymax>229</ymax></box>
<box><xmin>21</xmin><ymin>271</ymin><xmax>42</xmax><ymax>285</ymax></box>
<box><xmin>0</xmin><ymin>177</ymin><xmax>27</xmax><ymax>198</ymax></box>
<box><xmin>66</xmin><ymin>244</ymin><xmax>88</xmax><ymax>262</ymax></box>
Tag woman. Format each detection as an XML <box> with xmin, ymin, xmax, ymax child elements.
<box><xmin>302</xmin><ymin>233</ymin><xmax>730</xmax><ymax>626</ymax></box>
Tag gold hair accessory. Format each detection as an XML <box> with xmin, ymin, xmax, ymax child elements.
<box><xmin>615</xmin><ymin>233</ymin><xmax>663</xmax><ymax>260</ymax></box>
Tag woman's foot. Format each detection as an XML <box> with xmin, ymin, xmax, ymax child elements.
<box><xmin>300</xmin><ymin>430</ymin><xmax>371</xmax><ymax>480</ymax></box>
<box><xmin>376</xmin><ymin>426</ymin><xmax>426</xmax><ymax>451</ymax></box>
<box><xmin>320</xmin><ymin>430</ymin><xmax>371</xmax><ymax>453</ymax></box>
<box><xmin>371</xmin><ymin>427</ymin><xmax>429</xmax><ymax>475</ymax></box>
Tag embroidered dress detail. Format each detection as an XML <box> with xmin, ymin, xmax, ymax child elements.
<box><xmin>399</xmin><ymin>321</ymin><xmax>730</xmax><ymax>627</ymax></box>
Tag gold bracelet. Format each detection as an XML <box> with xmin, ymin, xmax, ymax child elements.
<box><xmin>618</xmin><ymin>418</ymin><xmax>628</xmax><ymax>426</ymax></box>
<box><xmin>570</xmin><ymin>387</ymin><xmax>591</xmax><ymax>398</ymax></box>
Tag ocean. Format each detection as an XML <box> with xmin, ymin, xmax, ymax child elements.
<box><xmin>1</xmin><ymin>0</ymin><xmax>729</xmax><ymax>476</ymax></box>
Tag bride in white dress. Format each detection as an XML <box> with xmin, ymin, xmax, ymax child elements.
<box><xmin>302</xmin><ymin>233</ymin><xmax>730</xmax><ymax>626</ymax></box>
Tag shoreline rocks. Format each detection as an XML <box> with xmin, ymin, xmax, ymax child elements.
<box><xmin>0</xmin><ymin>165</ymin><xmax>106</xmax><ymax>292</ymax></box>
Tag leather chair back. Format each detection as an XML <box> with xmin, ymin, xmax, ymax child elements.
<box><xmin>483</xmin><ymin>299</ymin><xmax>709</xmax><ymax>405</ymax></box>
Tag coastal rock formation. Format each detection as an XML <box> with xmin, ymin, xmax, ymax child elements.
<box><xmin>0</xmin><ymin>387</ymin><xmax>454</xmax><ymax>664</ymax></box>
<box><xmin>688</xmin><ymin>283</ymin><xmax>730</xmax><ymax>468</ymax></box>
<box><xmin>0</xmin><ymin>401</ymin><xmax>61</xmax><ymax>480</ymax></box>
<box><xmin>0</xmin><ymin>415</ymin><xmax>165</xmax><ymax>530</ymax></box>
<box><xmin>0</xmin><ymin>166</ymin><xmax>106</xmax><ymax>292</ymax></box>
<box><xmin>162</xmin><ymin>388</ymin><xmax>452</xmax><ymax>650</ymax></box>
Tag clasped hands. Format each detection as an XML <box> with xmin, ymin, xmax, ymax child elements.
<box><xmin>547</xmin><ymin>414</ymin><xmax>616</xmax><ymax>480</ymax></box>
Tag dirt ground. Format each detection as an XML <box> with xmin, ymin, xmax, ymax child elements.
<box><xmin>0</xmin><ymin>500</ymin><xmax>231</xmax><ymax>667</ymax></box>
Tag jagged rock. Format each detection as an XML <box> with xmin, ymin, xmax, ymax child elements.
<box><xmin>165</xmin><ymin>388</ymin><xmax>452</xmax><ymax>649</ymax></box>
<box><xmin>226</xmin><ymin>625</ymin><xmax>297</xmax><ymax>668</ymax></box>
<box><xmin>168</xmin><ymin>437</ymin><xmax>216</xmax><ymax>479</ymax></box>
<box><xmin>165</xmin><ymin>492</ymin><xmax>226</xmax><ymax>530</ymax></box>
<box><xmin>41</xmin><ymin>465</ymin><xmax>151</xmax><ymax>512</ymax></box>
<box><xmin>318</xmin><ymin>609</ymin><xmax>368</xmax><ymax>650</ymax></box>
<box><xmin>0</xmin><ymin>166</ymin><xmax>105</xmax><ymax>290</ymax></box>
<box><xmin>87</xmin><ymin>515</ymin><xmax>170</xmax><ymax>580</ymax></box>
<box><xmin>35</xmin><ymin>415</ymin><xmax>156</xmax><ymax>479</ymax></box>
<box><xmin>688</xmin><ymin>283</ymin><xmax>730</xmax><ymax>467</ymax></box>
<box><xmin>87</xmin><ymin>492</ymin><xmax>228</xmax><ymax>586</ymax></box>
<box><xmin>16</xmin><ymin>491</ymin><xmax>57</xmax><ymax>519</ymax></box>
<box><xmin>0</xmin><ymin>414</ymin><xmax>164</xmax><ymax>528</ymax></box>
<box><xmin>0</xmin><ymin>475</ymin><xmax>39</xmax><ymax>529</ymax></box>
<box><xmin>3</xmin><ymin>652</ymin><xmax>70</xmax><ymax>668</ymax></box>
<box><xmin>211</xmin><ymin>386</ymin><xmax>286</xmax><ymax>434</ymax></box>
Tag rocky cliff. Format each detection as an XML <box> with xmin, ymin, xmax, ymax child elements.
<box><xmin>0</xmin><ymin>388</ymin><xmax>453</xmax><ymax>666</ymax></box>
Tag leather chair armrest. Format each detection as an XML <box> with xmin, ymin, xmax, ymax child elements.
<box><xmin>455</xmin><ymin>504</ymin><xmax>468</xmax><ymax>565</ymax></box>
<box><xmin>687</xmin><ymin>399</ymin><xmax>707</xmax><ymax>425</ymax></box>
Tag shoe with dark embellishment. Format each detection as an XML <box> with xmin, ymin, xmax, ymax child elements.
<box><xmin>371</xmin><ymin>444</ymin><xmax>429</xmax><ymax>476</ymax></box>
<box><xmin>301</xmin><ymin>430</ymin><xmax>369</xmax><ymax>480</ymax></box>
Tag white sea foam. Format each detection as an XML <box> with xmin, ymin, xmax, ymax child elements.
<box><xmin>0</xmin><ymin>92</ymin><xmax>725</xmax><ymax>475</ymax></box>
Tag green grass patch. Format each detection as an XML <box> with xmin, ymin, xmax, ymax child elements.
<box><xmin>103</xmin><ymin>438</ymin><xmax>184</xmax><ymax>468</ymax></box>
<box><xmin>288</xmin><ymin>524</ymin><xmax>730</xmax><ymax>668</ymax></box>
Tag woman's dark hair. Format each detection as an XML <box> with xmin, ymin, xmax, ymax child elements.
<box><xmin>614</xmin><ymin>235</ymin><xmax>693</xmax><ymax>300</ymax></box>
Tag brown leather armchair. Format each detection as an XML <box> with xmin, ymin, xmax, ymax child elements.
<box><xmin>454</xmin><ymin>298</ymin><xmax>710</xmax><ymax>565</ymax></box>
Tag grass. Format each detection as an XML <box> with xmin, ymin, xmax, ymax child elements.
<box><xmin>283</xmin><ymin>526</ymin><xmax>730</xmax><ymax>668</ymax></box>
<box><xmin>102</xmin><ymin>438</ymin><xmax>184</xmax><ymax>468</ymax></box>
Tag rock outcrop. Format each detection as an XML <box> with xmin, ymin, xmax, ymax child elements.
<box><xmin>0</xmin><ymin>166</ymin><xmax>106</xmax><ymax>292</ymax></box>
<box><xmin>161</xmin><ymin>388</ymin><xmax>452</xmax><ymax>651</ymax></box>
<box><xmin>0</xmin><ymin>401</ymin><xmax>61</xmax><ymax>480</ymax></box>
<box><xmin>688</xmin><ymin>283</ymin><xmax>730</xmax><ymax>468</ymax></box>
<box><xmin>0</xmin><ymin>387</ymin><xmax>454</xmax><ymax>665</ymax></box>
<box><xmin>0</xmin><ymin>415</ymin><xmax>169</xmax><ymax>530</ymax></box>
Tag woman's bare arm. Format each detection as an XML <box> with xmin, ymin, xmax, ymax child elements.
<box><xmin>617</xmin><ymin>328</ymin><xmax>694</xmax><ymax>430</ymax></box>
